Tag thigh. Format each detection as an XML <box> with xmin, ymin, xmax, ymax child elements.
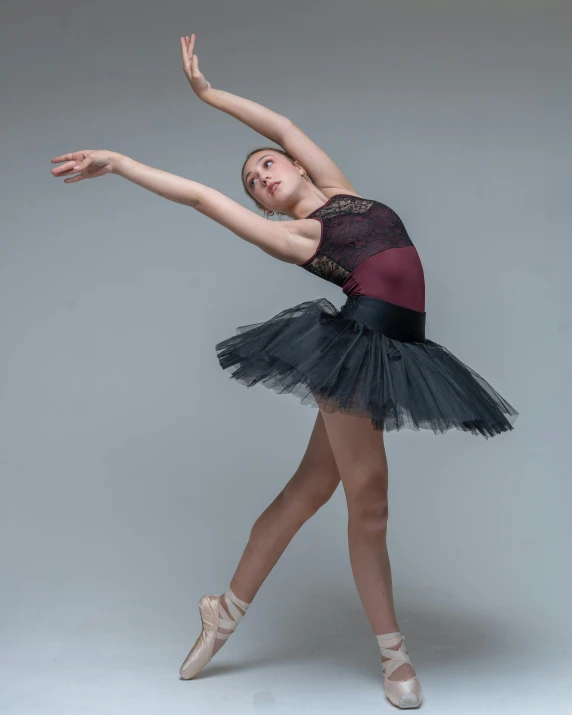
<box><xmin>282</xmin><ymin>411</ymin><xmax>341</xmax><ymax>503</ymax></box>
<box><xmin>318</xmin><ymin>407</ymin><xmax>389</xmax><ymax>504</ymax></box>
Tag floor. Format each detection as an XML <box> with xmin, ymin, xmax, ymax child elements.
<box><xmin>2</xmin><ymin>622</ymin><xmax>570</xmax><ymax>715</ymax></box>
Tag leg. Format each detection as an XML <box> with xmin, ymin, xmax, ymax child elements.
<box><xmin>318</xmin><ymin>407</ymin><xmax>416</xmax><ymax>683</ymax></box>
<box><xmin>211</xmin><ymin>410</ymin><xmax>341</xmax><ymax>655</ymax></box>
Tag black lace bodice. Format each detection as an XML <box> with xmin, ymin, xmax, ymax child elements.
<box><xmin>300</xmin><ymin>194</ymin><xmax>414</xmax><ymax>287</ymax></box>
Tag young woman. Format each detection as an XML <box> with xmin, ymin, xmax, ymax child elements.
<box><xmin>50</xmin><ymin>34</ymin><xmax>518</xmax><ymax>709</ymax></box>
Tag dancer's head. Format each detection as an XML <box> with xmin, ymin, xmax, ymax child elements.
<box><xmin>241</xmin><ymin>147</ymin><xmax>312</xmax><ymax>217</ymax></box>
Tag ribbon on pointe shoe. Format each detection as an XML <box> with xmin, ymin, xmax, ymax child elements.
<box><xmin>376</xmin><ymin>631</ymin><xmax>423</xmax><ymax>708</ymax></box>
<box><xmin>215</xmin><ymin>588</ymin><xmax>251</xmax><ymax>639</ymax></box>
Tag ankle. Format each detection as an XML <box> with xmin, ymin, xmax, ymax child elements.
<box><xmin>218</xmin><ymin>588</ymin><xmax>251</xmax><ymax>632</ymax></box>
<box><xmin>376</xmin><ymin>631</ymin><xmax>417</xmax><ymax>682</ymax></box>
<box><xmin>376</xmin><ymin>631</ymin><xmax>402</xmax><ymax>649</ymax></box>
<box><xmin>210</xmin><ymin>589</ymin><xmax>252</xmax><ymax>656</ymax></box>
<box><xmin>223</xmin><ymin>587</ymin><xmax>251</xmax><ymax>614</ymax></box>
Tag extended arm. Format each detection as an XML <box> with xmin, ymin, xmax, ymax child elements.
<box><xmin>50</xmin><ymin>150</ymin><xmax>312</xmax><ymax>264</ymax></box>
<box><xmin>204</xmin><ymin>88</ymin><xmax>357</xmax><ymax>193</ymax></box>
<box><xmin>182</xmin><ymin>34</ymin><xmax>357</xmax><ymax>193</ymax></box>
<box><xmin>205</xmin><ymin>88</ymin><xmax>291</xmax><ymax>146</ymax></box>
<box><xmin>202</xmin><ymin>90</ymin><xmax>356</xmax><ymax>192</ymax></box>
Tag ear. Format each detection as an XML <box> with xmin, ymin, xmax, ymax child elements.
<box><xmin>292</xmin><ymin>159</ymin><xmax>306</xmax><ymax>175</ymax></box>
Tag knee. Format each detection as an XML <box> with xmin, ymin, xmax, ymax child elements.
<box><xmin>305</xmin><ymin>486</ymin><xmax>337</xmax><ymax>516</ymax></box>
<box><xmin>347</xmin><ymin>488</ymin><xmax>389</xmax><ymax>535</ymax></box>
<box><xmin>283</xmin><ymin>476</ymin><xmax>338</xmax><ymax>520</ymax></box>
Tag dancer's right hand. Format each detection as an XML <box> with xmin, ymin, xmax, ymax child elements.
<box><xmin>50</xmin><ymin>149</ymin><xmax>121</xmax><ymax>183</ymax></box>
<box><xmin>181</xmin><ymin>33</ymin><xmax>212</xmax><ymax>100</ymax></box>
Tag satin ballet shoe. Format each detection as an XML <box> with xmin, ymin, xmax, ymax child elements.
<box><xmin>376</xmin><ymin>632</ymin><xmax>423</xmax><ymax>709</ymax></box>
<box><xmin>179</xmin><ymin>588</ymin><xmax>251</xmax><ymax>680</ymax></box>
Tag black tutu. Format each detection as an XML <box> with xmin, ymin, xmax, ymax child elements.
<box><xmin>215</xmin><ymin>294</ymin><xmax>518</xmax><ymax>439</ymax></box>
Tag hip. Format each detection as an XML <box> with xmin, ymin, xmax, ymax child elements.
<box><xmin>339</xmin><ymin>294</ymin><xmax>426</xmax><ymax>343</ymax></box>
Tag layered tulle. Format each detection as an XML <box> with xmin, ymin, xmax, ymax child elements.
<box><xmin>215</xmin><ymin>298</ymin><xmax>518</xmax><ymax>438</ymax></box>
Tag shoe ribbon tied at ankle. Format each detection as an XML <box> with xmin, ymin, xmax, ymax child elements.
<box><xmin>377</xmin><ymin>634</ymin><xmax>413</xmax><ymax>679</ymax></box>
<box><xmin>206</xmin><ymin>589</ymin><xmax>250</xmax><ymax>641</ymax></box>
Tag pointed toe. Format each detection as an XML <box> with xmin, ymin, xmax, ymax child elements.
<box><xmin>384</xmin><ymin>675</ymin><xmax>423</xmax><ymax>708</ymax></box>
<box><xmin>179</xmin><ymin>590</ymin><xmax>251</xmax><ymax>680</ymax></box>
<box><xmin>179</xmin><ymin>596</ymin><xmax>219</xmax><ymax>679</ymax></box>
<box><xmin>377</xmin><ymin>632</ymin><xmax>423</xmax><ymax>708</ymax></box>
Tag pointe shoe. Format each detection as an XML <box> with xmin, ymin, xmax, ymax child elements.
<box><xmin>179</xmin><ymin>589</ymin><xmax>250</xmax><ymax>680</ymax></box>
<box><xmin>377</xmin><ymin>632</ymin><xmax>423</xmax><ymax>709</ymax></box>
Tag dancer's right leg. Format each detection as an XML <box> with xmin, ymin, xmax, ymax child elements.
<box><xmin>180</xmin><ymin>411</ymin><xmax>340</xmax><ymax>677</ymax></box>
<box><xmin>214</xmin><ymin>410</ymin><xmax>341</xmax><ymax>654</ymax></box>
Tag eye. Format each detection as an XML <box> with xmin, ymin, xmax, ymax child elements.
<box><xmin>248</xmin><ymin>159</ymin><xmax>273</xmax><ymax>187</ymax></box>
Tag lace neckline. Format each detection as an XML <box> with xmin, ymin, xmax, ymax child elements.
<box><xmin>304</xmin><ymin>193</ymin><xmax>364</xmax><ymax>218</ymax></box>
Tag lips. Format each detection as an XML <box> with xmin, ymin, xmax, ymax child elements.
<box><xmin>268</xmin><ymin>181</ymin><xmax>280</xmax><ymax>196</ymax></box>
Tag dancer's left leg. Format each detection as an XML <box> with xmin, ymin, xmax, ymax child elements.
<box><xmin>318</xmin><ymin>407</ymin><xmax>416</xmax><ymax>683</ymax></box>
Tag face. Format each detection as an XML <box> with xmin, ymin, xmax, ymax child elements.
<box><xmin>242</xmin><ymin>151</ymin><xmax>306</xmax><ymax>213</ymax></box>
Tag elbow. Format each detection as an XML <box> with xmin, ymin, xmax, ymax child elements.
<box><xmin>188</xmin><ymin>189</ymin><xmax>204</xmax><ymax>211</ymax></box>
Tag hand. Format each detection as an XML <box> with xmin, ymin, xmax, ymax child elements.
<box><xmin>50</xmin><ymin>150</ymin><xmax>122</xmax><ymax>183</ymax></box>
<box><xmin>181</xmin><ymin>33</ymin><xmax>212</xmax><ymax>99</ymax></box>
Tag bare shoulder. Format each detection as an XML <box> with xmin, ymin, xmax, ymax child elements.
<box><xmin>284</xmin><ymin>189</ymin><xmax>365</xmax><ymax>266</ymax></box>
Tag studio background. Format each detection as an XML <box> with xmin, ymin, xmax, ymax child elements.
<box><xmin>1</xmin><ymin>1</ymin><xmax>570</xmax><ymax>713</ymax></box>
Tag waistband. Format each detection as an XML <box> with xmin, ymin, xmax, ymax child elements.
<box><xmin>339</xmin><ymin>295</ymin><xmax>426</xmax><ymax>343</ymax></box>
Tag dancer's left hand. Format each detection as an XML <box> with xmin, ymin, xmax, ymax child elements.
<box><xmin>181</xmin><ymin>33</ymin><xmax>212</xmax><ymax>99</ymax></box>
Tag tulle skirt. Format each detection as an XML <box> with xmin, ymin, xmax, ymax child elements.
<box><xmin>215</xmin><ymin>294</ymin><xmax>519</xmax><ymax>438</ymax></box>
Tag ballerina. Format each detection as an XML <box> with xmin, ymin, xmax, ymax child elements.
<box><xmin>50</xmin><ymin>32</ymin><xmax>518</xmax><ymax>709</ymax></box>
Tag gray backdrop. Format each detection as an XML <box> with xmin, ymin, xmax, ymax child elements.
<box><xmin>1</xmin><ymin>1</ymin><xmax>570</xmax><ymax>713</ymax></box>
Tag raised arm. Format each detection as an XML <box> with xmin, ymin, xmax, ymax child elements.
<box><xmin>49</xmin><ymin>150</ymin><xmax>314</xmax><ymax>264</ymax></box>
<box><xmin>181</xmin><ymin>34</ymin><xmax>358</xmax><ymax>193</ymax></box>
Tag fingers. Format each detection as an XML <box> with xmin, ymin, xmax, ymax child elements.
<box><xmin>180</xmin><ymin>34</ymin><xmax>195</xmax><ymax>59</ymax></box>
<box><xmin>51</xmin><ymin>150</ymin><xmax>90</xmax><ymax>165</ymax></box>
<box><xmin>50</xmin><ymin>150</ymin><xmax>91</xmax><ymax>181</ymax></box>
<box><xmin>51</xmin><ymin>159</ymin><xmax>82</xmax><ymax>177</ymax></box>
<box><xmin>181</xmin><ymin>35</ymin><xmax>197</xmax><ymax>76</ymax></box>
<box><xmin>51</xmin><ymin>161</ymin><xmax>76</xmax><ymax>176</ymax></box>
<box><xmin>63</xmin><ymin>173</ymin><xmax>85</xmax><ymax>183</ymax></box>
<box><xmin>180</xmin><ymin>36</ymin><xmax>189</xmax><ymax>64</ymax></box>
<box><xmin>50</xmin><ymin>161</ymin><xmax>84</xmax><ymax>182</ymax></box>
<box><xmin>51</xmin><ymin>153</ymin><xmax>75</xmax><ymax>163</ymax></box>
